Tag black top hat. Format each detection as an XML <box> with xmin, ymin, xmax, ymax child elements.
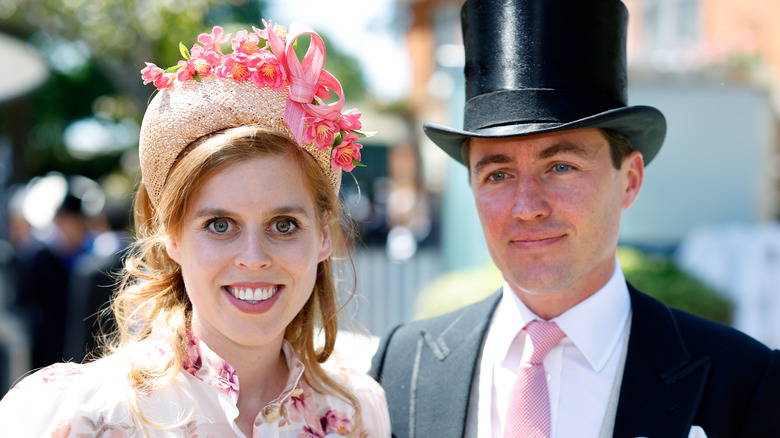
<box><xmin>424</xmin><ymin>0</ymin><xmax>666</xmax><ymax>165</ymax></box>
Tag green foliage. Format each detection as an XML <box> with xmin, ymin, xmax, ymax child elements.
<box><xmin>414</xmin><ymin>262</ymin><xmax>502</xmax><ymax>320</ymax></box>
<box><xmin>17</xmin><ymin>65</ymin><xmax>123</xmax><ymax>180</ymax></box>
<box><xmin>414</xmin><ymin>247</ymin><xmax>734</xmax><ymax>325</ymax></box>
<box><xmin>617</xmin><ymin>247</ymin><xmax>733</xmax><ymax>325</ymax></box>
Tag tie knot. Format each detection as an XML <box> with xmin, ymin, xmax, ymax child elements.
<box><xmin>524</xmin><ymin>320</ymin><xmax>566</xmax><ymax>364</ymax></box>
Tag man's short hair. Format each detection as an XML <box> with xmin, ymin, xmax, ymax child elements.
<box><xmin>601</xmin><ymin>129</ymin><xmax>635</xmax><ymax>169</ymax></box>
<box><xmin>460</xmin><ymin>128</ymin><xmax>635</xmax><ymax>172</ymax></box>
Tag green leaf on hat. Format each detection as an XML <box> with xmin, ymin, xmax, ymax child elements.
<box><xmin>179</xmin><ymin>42</ymin><xmax>191</xmax><ymax>60</ymax></box>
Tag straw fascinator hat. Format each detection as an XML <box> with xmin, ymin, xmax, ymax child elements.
<box><xmin>138</xmin><ymin>20</ymin><xmax>368</xmax><ymax>207</ymax></box>
<box><xmin>424</xmin><ymin>0</ymin><xmax>666</xmax><ymax>165</ymax></box>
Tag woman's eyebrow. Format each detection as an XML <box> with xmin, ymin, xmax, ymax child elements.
<box><xmin>191</xmin><ymin>207</ymin><xmax>232</xmax><ymax>219</ymax></box>
<box><xmin>191</xmin><ymin>205</ymin><xmax>312</xmax><ymax>219</ymax></box>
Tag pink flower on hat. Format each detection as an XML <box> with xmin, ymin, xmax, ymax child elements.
<box><xmin>331</xmin><ymin>133</ymin><xmax>362</xmax><ymax>172</ymax></box>
<box><xmin>303</xmin><ymin>117</ymin><xmax>340</xmax><ymax>151</ymax></box>
<box><xmin>216</xmin><ymin>53</ymin><xmax>252</xmax><ymax>81</ymax></box>
<box><xmin>154</xmin><ymin>73</ymin><xmax>173</xmax><ymax>89</ymax></box>
<box><xmin>197</xmin><ymin>26</ymin><xmax>230</xmax><ymax>54</ymax></box>
<box><xmin>249</xmin><ymin>51</ymin><xmax>287</xmax><ymax>91</ymax></box>
<box><xmin>339</xmin><ymin>108</ymin><xmax>362</xmax><ymax>132</ymax></box>
<box><xmin>190</xmin><ymin>45</ymin><xmax>220</xmax><ymax>75</ymax></box>
<box><xmin>232</xmin><ymin>29</ymin><xmax>261</xmax><ymax>55</ymax></box>
<box><xmin>176</xmin><ymin>59</ymin><xmax>196</xmax><ymax>82</ymax></box>
<box><xmin>141</xmin><ymin>62</ymin><xmax>165</xmax><ymax>85</ymax></box>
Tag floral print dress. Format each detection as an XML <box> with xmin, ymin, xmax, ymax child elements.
<box><xmin>0</xmin><ymin>333</ymin><xmax>390</xmax><ymax>437</ymax></box>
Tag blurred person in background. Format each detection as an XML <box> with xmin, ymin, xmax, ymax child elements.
<box><xmin>0</xmin><ymin>20</ymin><xmax>389</xmax><ymax>437</ymax></box>
<box><xmin>370</xmin><ymin>1</ymin><xmax>780</xmax><ymax>437</ymax></box>
<box><xmin>63</xmin><ymin>197</ymin><xmax>132</xmax><ymax>362</ymax></box>
<box><xmin>13</xmin><ymin>172</ymin><xmax>104</xmax><ymax>369</ymax></box>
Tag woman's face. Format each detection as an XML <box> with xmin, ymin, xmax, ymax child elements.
<box><xmin>166</xmin><ymin>153</ymin><xmax>331</xmax><ymax>352</ymax></box>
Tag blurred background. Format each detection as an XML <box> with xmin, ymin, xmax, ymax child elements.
<box><xmin>1</xmin><ymin>0</ymin><xmax>779</xmax><ymax>391</ymax></box>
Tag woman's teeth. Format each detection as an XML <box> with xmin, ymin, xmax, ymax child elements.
<box><xmin>228</xmin><ymin>286</ymin><xmax>279</xmax><ymax>302</ymax></box>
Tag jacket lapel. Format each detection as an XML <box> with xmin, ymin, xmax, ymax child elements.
<box><xmin>411</xmin><ymin>292</ymin><xmax>501</xmax><ymax>438</ymax></box>
<box><xmin>612</xmin><ymin>286</ymin><xmax>712</xmax><ymax>438</ymax></box>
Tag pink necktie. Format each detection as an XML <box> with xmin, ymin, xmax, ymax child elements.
<box><xmin>503</xmin><ymin>320</ymin><xmax>566</xmax><ymax>438</ymax></box>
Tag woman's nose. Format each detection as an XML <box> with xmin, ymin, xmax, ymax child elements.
<box><xmin>235</xmin><ymin>230</ymin><xmax>272</xmax><ymax>269</ymax></box>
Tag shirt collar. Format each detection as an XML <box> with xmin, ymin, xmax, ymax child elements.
<box><xmin>496</xmin><ymin>257</ymin><xmax>630</xmax><ymax>372</ymax></box>
<box><xmin>181</xmin><ymin>331</ymin><xmax>306</xmax><ymax>406</ymax></box>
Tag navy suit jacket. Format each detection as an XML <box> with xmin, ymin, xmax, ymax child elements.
<box><xmin>370</xmin><ymin>284</ymin><xmax>780</xmax><ymax>438</ymax></box>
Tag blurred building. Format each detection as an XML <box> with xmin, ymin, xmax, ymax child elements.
<box><xmin>621</xmin><ymin>0</ymin><xmax>780</xmax><ymax>245</ymax></box>
<box><xmin>622</xmin><ymin>0</ymin><xmax>780</xmax><ymax>347</ymax></box>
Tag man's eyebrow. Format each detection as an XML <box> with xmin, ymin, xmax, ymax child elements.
<box><xmin>473</xmin><ymin>153</ymin><xmax>513</xmax><ymax>174</ymax></box>
<box><xmin>535</xmin><ymin>142</ymin><xmax>593</xmax><ymax>160</ymax></box>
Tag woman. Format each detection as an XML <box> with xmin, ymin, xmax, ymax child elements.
<box><xmin>0</xmin><ymin>20</ymin><xmax>389</xmax><ymax>437</ymax></box>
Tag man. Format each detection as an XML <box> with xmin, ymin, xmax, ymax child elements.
<box><xmin>370</xmin><ymin>1</ymin><xmax>780</xmax><ymax>437</ymax></box>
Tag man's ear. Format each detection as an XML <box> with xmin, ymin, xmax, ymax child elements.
<box><xmin>621</xmin><ymin>150</ymin><xmax>644</xmax><ymax>210</ymax></box>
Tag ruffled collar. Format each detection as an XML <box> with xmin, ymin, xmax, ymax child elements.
<box><xmin>180</xmin><ymin>331</ymin><xmax>306</xmax><ymax>418</ymax></box>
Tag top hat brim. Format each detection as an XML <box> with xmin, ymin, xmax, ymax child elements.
<box><xmin>424</xmin><ymin>104</ymin><xmax>666</xmax><ymax>166</ymax></box>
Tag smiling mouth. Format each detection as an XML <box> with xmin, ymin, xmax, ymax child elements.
<box><xmin>226</xmin><ymin>286</ymin><xmax>280</xmax><ymax>303</ymax></box>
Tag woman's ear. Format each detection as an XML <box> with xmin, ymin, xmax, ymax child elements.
<box><xmin>165</xmin><ymin>237</ymin><xmax>182</xmax><ymax>265</ymax></box>
<box><xmin>317</xmin><ymin>222</ymin><xmax>333</xmax><ymax>263</ymax></box>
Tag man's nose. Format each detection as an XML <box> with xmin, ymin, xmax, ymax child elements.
<box><xmin>511</xmin><ymin>175</ymin><xmax>551</xmax><ymax>221</ymax></box>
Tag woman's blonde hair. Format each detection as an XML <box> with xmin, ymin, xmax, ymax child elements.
<box><xmin>101</xmin><ymin>125</ymin><xmax>361</xmax><ymax>433</ymax></box>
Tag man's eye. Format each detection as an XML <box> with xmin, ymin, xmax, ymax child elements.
<box><xmin>272</xmin><ymin>218</ymin><xmax>298</xmax><ymax>234</ymax></box>
<box><xmin>488</xmin><ymin>171</ymin><xmax>507</xmax><ymax>182</ymax></box>
<box><xmin>208</xmin><ymin>219</ymin><xmax>231</xmax><ymax>233</ymax></box>
<box><xmin>552</xmin><ymin>164</ymin><xmax>571</xmax><ymax>172</ymax></box>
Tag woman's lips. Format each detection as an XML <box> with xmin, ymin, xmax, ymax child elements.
<box><xmin>223</xmin><ymin>284</ymin><xmax>283</xmax><ymax>314</ymax></box>
<box><xmin>226</xmin><ymin>285</ymin><xmax>279</xmax><ymax>302</ymax></box>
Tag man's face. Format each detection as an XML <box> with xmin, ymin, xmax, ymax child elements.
<box><xmin>468</xmin><ymin>129</ymin><xmax>643</xmax><ymax>312</ymax></box>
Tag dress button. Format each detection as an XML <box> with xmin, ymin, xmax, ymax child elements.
<box><xmin>263</xmin><ymin>405</ymin><xmax>280</xmax><ymax>423</ymax></box>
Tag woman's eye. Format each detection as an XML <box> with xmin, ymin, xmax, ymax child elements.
<box><xmin>208</xmin><ymin>219</ymin><xmax>232</xmax><ymax>233</ymax></box>
<box><xmin>271</xmin><ymin>218</ymin><xmax>298</xmax><ymax>234</ymax></box>
<box><xmin>552</xmin><ymin>163</ymin><xmax>571</xmax><ymax>172</ymax></box>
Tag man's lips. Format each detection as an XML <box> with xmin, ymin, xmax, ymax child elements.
<box><xmin>509</xmin><ymin>234</ymin><xmax>565</xmax><ymax>248</ymax></box>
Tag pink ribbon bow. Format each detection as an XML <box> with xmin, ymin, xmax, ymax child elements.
<box><xmin>279</xmin><ymin>21</ymin><xmax>346</xmax><ymax>147</ymax></box>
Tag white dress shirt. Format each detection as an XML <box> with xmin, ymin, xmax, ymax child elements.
<box><xmin>477</xmin><ymin>258</ymin><xmax>631</xmax><ymax>437</ymax></box>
